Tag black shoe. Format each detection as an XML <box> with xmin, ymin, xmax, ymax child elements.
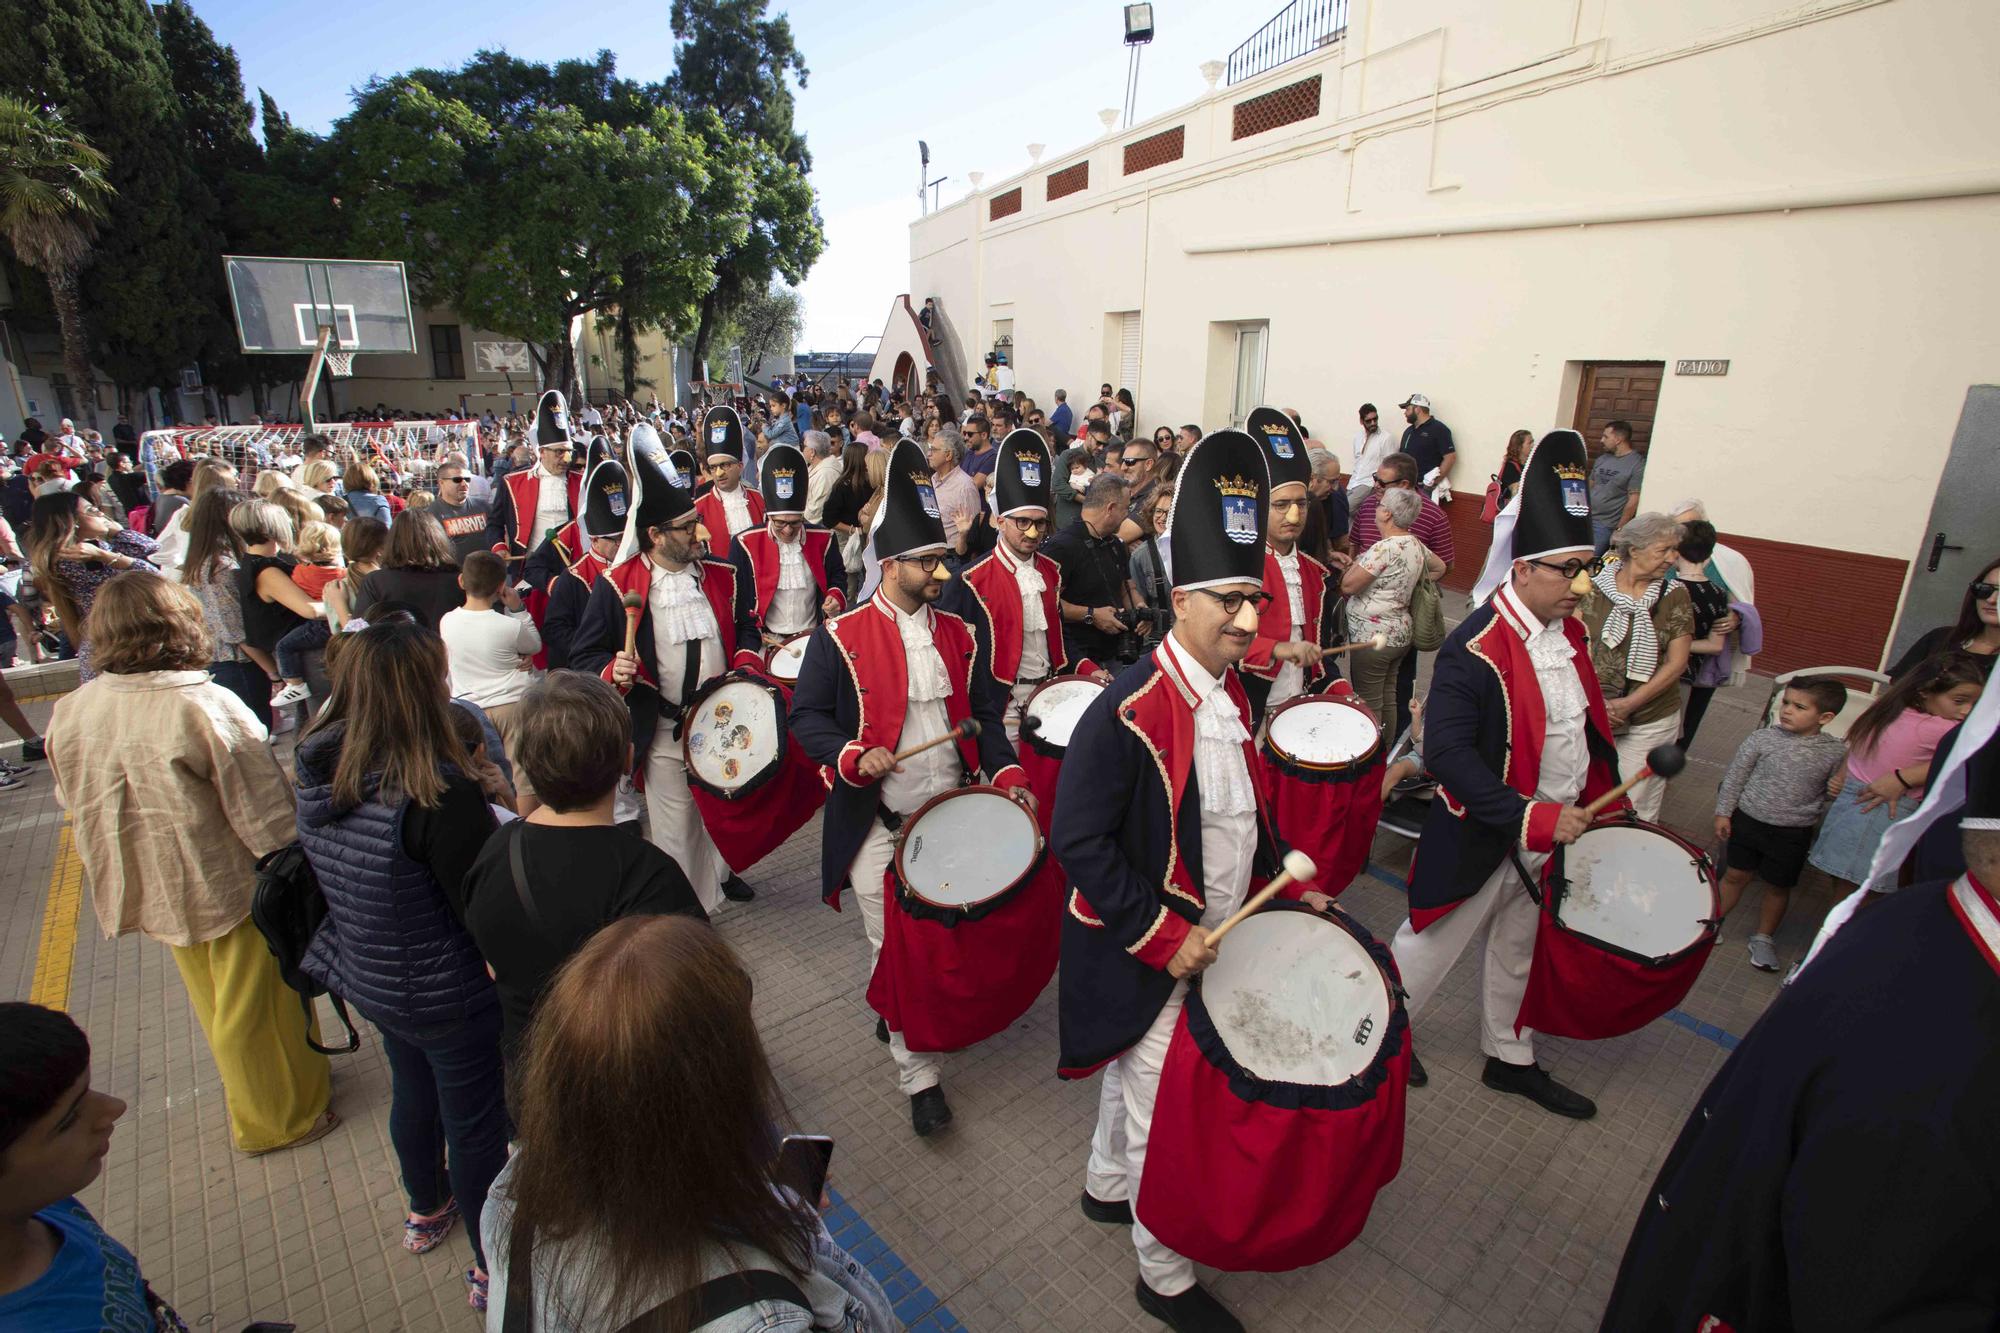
<box><xmin>1135</xmin><ymin>1278</ymin><xmax>1243</xmax><ymax>1333</ymax></box>
<box><xmin>1481</xmin><ymin>1057</ymin><xmax>1597</xmax><ymax>1120</ymax></box>
<box><xmin>1406</xmin><ymin>1051</ymin><xmax>1428</xmax><ymax>1088</ymax></box>
<box><xmin>721</xmin><ymin>874</ymin><xmax>756</xmax><ymax>902</ymax></box>
<box><xmin>909</xmin><ymin>1086</ymin><xmax>953</xmax><ymax>1137</ymax></box>
<box><xmin>1080</xmin><ymin>1192</ymin><xmax>1134</xmax><ymax>1226</ymax></box>
<box><xmin>19</xmin><ymin>738</ymin><xmax>44</xmax><ymax>763</ymax></box>
<box><xmin>874</xmin><ymin>1016</ymin><xmax>889</xmax><ymax>1044</ymax></box>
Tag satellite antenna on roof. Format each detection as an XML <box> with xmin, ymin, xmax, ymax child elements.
<box><xmin>223</xmin><ymin>255</ymin><xmax>417</xmax><ymax>430</ymax></box>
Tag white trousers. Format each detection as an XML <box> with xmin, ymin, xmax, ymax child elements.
<box><xmin>644</xmin><ymin>740</ymin><xmax>725</xmax><ymax>914</ymax></box>
<box><xmin>1390</xmin><ymin>851</ymin><xmax>1547</xmax><ymax>1065</ymax></box>
<box><xmin>1084</xmin><ymin>979</ymin><xmax>1198</xmax><ymax>1296</ymax></box>
<box><xmin>1615</xmin><ymin>710</ymin><xmax>1682</xmax><ymax>823</ymax></box>
<box><xmin>849</xmin><ymin>819</ymin><xmax>944</xmax><ymax>1096</ymax></box>
<box><xmin>1003</xmin><ymin>678</ymin><xmax>1037</xmax><ymax>748</ymax></box>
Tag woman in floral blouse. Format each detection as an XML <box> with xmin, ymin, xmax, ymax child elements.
<box><xmin>26</xmin><ymin>490</ymin><xmax>159</xmax><ymax>680</ymax></box>
<box><xmin>1340</xmin><ymin>485</ymin><xmax>1445</xmax><ymax>729</ymax></box>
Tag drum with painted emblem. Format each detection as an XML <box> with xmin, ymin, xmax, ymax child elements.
<box><xmin>683</xmin><ymin>673</ymin><xmax>827</xmax><ymax>873</ymax></box>
<box><xmin>1516</xmin><ymin>816</ymin><xmax>1719</xmax><ymax>1040</ymax></box>
<box><xmin>1139</xmin><ymin>902</ymin><xmax>1408</xmax><ymax>1271</ymax></box>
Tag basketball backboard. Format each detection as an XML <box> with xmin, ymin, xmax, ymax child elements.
<box><xmin>223</xmin><ymin>256</ymin><xmax>416</xmax><ymax>354</ymax></box>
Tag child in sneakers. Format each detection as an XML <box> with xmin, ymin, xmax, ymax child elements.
<box><xmin>1714</xmin><ymin>677</ymin><xmax>1848</xmax><ymax>971</ymax></box>
<box><xmin>269</xmin><ymin>520</ymin><xmax>343</xmax><ymax>707</ymax></box>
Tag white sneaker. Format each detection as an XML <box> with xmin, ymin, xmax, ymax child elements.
<box><xmin>270</xmin><ymin>681</ymin><xmax>313</xmax><ymax>707</ymax></box>
<box><xmin>1746</xmin><ymin>934</ymin><xmax>1780</xmax><ymax>972</ymax></box>
<box><xmin>0</xmin><ymin>770</ymin><xmax>23</xmax><ymax>793</ymax></box>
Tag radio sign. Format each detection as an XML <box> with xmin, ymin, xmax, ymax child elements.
<box><xmin>1675</xmin><ymin>359</ymin><xmax>1729</xmax><ymax>376</ymax></box>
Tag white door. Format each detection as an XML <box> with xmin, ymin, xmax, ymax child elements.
<box><xmin>1118</xmin><ymin>311</ymin><xmax>1142</xmax><ymax>400</ymax></box>
<box><xmin>1231</xmin><ymin>323</ymin><xmax>1267</xmax><ymax>428</ymax></box>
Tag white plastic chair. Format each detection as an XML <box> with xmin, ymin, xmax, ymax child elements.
<box><xmin>1762</xmin><ymin>666</ymin><xmax>1893</xmax><ymax>740</ymax></box>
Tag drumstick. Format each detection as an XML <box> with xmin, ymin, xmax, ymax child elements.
<box><xmin>620</xmin><ymin>591</ymin><xmax>643</xmax><ymax>657</ymax></box>
<box><xmin>888</xmin><ymin>718</ymin><xmax>979</xmax><ymax>765</ymax></box>
<box><xmin>1580</xmin><ymin>743</ymin><xmax>1688</xmax><ymax>819</ymax></box>
<box><xmin>1204</xmin><ymin>850</ymin><xmax>1318</xmax><ymax>949</ymax></box>
<box><xmin>1318</xmin><ymin>633</ymin><xmax>1387</xmax><ymax>660</ymax></box>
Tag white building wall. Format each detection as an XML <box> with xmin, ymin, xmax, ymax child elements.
<box><xmin>909</xmin><ymin>0</ymin><xmax>2000</xmax><ymax>565</ymax></box>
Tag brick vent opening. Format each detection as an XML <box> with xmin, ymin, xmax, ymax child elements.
<box><xmin>1123</xmin><ymin>126</ymin><xmax>1186</xmax><ymax>176</ymax></box>
<box><xmin>1046</xmin><ymin>161</ymin><xmax>1089</xmax><ymax>201</ymax></box>
<box><xmin>1233</xmin><ymin>75</ymin><xmax>1322</xmax><ymax>140</ymax></box>
<box><xmin>989</xmin><ymin>187</ymin><xmax>1022</xmax><ymax>221</ymax></box>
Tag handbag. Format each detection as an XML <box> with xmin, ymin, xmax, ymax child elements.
<box><xmin>1410</xmin><ymin>574</ymin><xmax>1446</xmax><ymax>653</ymax></box>
<box><xmin>248</xmin><ymin>844</ymin><xmax>361</xmax><ymax>1055</ymax></box>
<box><xmin>1479</xmin><ymin>475</ymin><xmax>1502</xmax><ymax>523</ymax></box>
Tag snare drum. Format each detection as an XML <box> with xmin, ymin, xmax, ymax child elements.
<box><xmin>869</xmin><ymin>785</ymin><xmax>1061</xmax><ymax>1053</ymax></box>
<box><xmin>1139</xmin><ymin>903</ymin><xmax>1407</xmax><ymax>1272</ymax></box>
<box><xmin>1515</xmin><ymin>818</ymin><xmax>1720</xmax><ymax>1041</ymax></box>
<box><xmin>683</xmin><ymin>675</ymin><xmax>787</xmax><ymax>799</ymax></box>
<box><xmin>763</xmin><ymin>632</ymin><xmax>810</xmax><ymax>685</ymax></box>
<box><xmin>1021</xmin><ymin>675</ymin><xmax>1103</xmax><ymax>758</ymax></box>
<box><xmin>1257</xmin><ymin>687</ymin><xmax>1385</xmax><ymax>897</ymax></box>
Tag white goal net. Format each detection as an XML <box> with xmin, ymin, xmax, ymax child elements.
<box><xmin>137</xmin><ymin>420</ymin><xmax>486</xmax><ymax>495</ymax></box>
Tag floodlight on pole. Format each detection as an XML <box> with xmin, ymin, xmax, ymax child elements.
<box><xmin>1122</xmin><ymin>4</ymin><xmax>1155</xmax><ymax>129</ymax></box>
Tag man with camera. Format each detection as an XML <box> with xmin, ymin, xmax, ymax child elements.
<box><xmin>1046</xmin><ymin>472</ymin><xmax>1149</xmax><ymax>668</ymax></box>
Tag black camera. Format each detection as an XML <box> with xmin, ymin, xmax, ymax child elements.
<box><xmin>1112</xmin><ymin>605</ymin><xmax>1158</xmax><ymax>662</ymax></box>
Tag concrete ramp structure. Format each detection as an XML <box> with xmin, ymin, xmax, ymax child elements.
<box><xmin>868</xmin><ymin>295</ymin><xmax>970</xmax><ymax>409</ymax></box>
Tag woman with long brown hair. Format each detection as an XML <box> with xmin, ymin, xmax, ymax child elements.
<box><xmin>179</xmin><ymin>487</ymin><xmax>272</xmax><ymax>728</ymax></box>
<box><xmin>294</xmin><ymin>619</ymin><xmax>507</xmax><ymax>1309</ymax></box>
<box><xmin>1497</xmin><ymin>428</ymin><xmax>1532</xmax><ymax>505</ymax></box>
<box><xmin>26</xmin><ymin>490</ymin><xmax>159</xmax><ymax>679</ymax></box>
<box><xmin>483</xmin><ymin>915</ymin><xmax>895</xmax><ymax>1331</ymax></box>
<box><xmin>153</xmin><ymin>455</ymin><xmax>239</xmax><ymax>573</ymax></box>
<box><xmin>355</xmin><ymin>507</ymin><xmax>463</xmax><ymax>630</ymax></box>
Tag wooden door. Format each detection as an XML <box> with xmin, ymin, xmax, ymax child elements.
<box><xmin>1572</xmin><ymin>362</ymin><xmax>1664</xmax><ymax>457</ymax></box>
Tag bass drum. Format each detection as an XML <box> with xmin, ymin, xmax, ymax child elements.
<box><xmin>1257</xmin><ymin>684</ymin><xmax>1386</xmax><ymax>898</ymax></box>
<box><xmin>1018</xmin><ymin>674</ymin><xmax>1104</xmax><ymax>835</ymax></box>
<box><xmin>763</xmin><ymin>632</ymin><xmax>810</xmax><ymax>687</ymax></box>
<box><xmin>682</xmin><ymin>673</ymin><xmax>827</xmax><ymax>874</ymax></box>
<box><xmin>1139</xmin><ymin>902</ymin><xmax>1408</xmax><ymax>1272</ymax></box>
<box><xmin>1515</xmin><ymin>817</ymin><xmax>1719</xmax><ymax>1041</ymax></box>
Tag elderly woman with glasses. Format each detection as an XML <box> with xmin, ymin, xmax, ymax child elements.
<box><xmin>1340</xmin><ymin>484</ymin><xmax>1446</xmax><ymax>729</ymax></box>
<box><xmin>1576</xmin><ymin>512</ymin><xmax>1695</xmax><ymax>820</ymax></box>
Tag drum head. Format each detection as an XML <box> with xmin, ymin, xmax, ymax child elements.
<box><xmin>1556</xmin><ymin>823</ymin><xmax>1714</xmax><ymax>959</ymax></box>
<box><xmin>1266</xmin><ymin>697</ymin><xmax>1380</xmax><ymax>770</ymax></box>
<box><xmin>898</xmin><ymin>788</ymin><xmax>1041</xmax><ymax>910</ymax></box>
<box><xmin>684</xmin><ymin>678</ymin><xmax>783</xmax><ymax>795</ymax></box>
<box><xmin>1025</xmin><ymin>677</ymin><xmax>1103</xmax><ymax>751</ymax></box>
<box><xmin>765</xmin><ymin>634</ymin><xmax>809</xmax><ymax>683</ymax></box>
<box><xmin>1200</xmin><ymin>909</ymin><xmax>1392</xmax><ymax>1085</ymax></box>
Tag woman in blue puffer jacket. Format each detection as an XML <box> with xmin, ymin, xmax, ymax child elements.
<box><xmin>296</xmin><ymin>616</ymin><xmax>508</xmax><ymax>1312</ymax></box>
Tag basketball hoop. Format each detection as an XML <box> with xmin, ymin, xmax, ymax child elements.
<box><xmin>324</xmin><ymin>349</ymin><xmax>355</xmax><ymax>378</ymax></box>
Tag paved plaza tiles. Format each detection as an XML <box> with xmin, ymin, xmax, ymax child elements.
<box><xmin>2</xmin><ymin>638</ymin><xmax>1843</xmax><ymax>1332</ymax></box>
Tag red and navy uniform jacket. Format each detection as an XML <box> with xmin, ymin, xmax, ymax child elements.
<box><xmin>693</xmin><ymin>486</ymin><xmax>764</xmax><ymax>551</ymax></box>
<box><xmin>728</xmin><ymin>525</ymin><xmax>847</xmax><ymax>645</ymax></box>
<box><xmin>569</xmin><ymin>551</ymin><xmax>762</xmax><ymax>772</ymax></box>
<box><xmin>539</xmin><ymin>549</ymin><xmax>606</xmax><ymax>672</ymax></box>
<box><xmin>950</xmin><ymin>546</ymin><xmax>1096</xmax><ymax>704</ymax></box>
<box><xmin>1048</xmin><ymin>645</ymin><xmax>1288</xmax><ymax>1077</ymax></box>
<box><xmin>1239</xmin><ymin>544</ymin><xmax>1331</xmax><ymax>721</ymax></box>
<box><xmin>1408</xmin><ymin>589</ymin><xmax>1624</xmax><ymax>931</ymax></box>
<box><xmin>491</xmin><ymin>467</ymin><xmax>581</xmax><ymax>565</ymax></box>
<box><xmin>788</xmin><ymin>591</ymin><xmax>1026</xmax><ymax>907</ymax></box>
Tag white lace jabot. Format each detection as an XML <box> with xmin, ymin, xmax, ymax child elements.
<box><xmin>648</xmin><ymin>567</ymin><xmax>712</xmax><ymax>645</ymax></box>
<box><xmin>775</xmin><ymin>537</ymin><xmax>812</xmax><ymax>590</ymax></box>
<box><xmin>1527</xmin><ymin>622</ymin><xmax>1588</xmax><ymax>724</ymax></box>
<box><xmin>1002</xmin><ymin>547</ymin><xmax>1048</xmax><ymax>633</ymax></box>
<box><xmin>1276</xmin><ymin>549</ymin><xmax>1304</xmax><ymax>628</ymax></box>
<box><xmin>890</xmin><ymin>600</ymin><xmax>951</xmax><ymax>702</ymax></box>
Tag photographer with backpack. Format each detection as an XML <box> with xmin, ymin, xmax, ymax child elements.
<box><xmin>42</xmin><ymin>573</ymin><xmax>335</xmax><ymax>1156</ymax></box>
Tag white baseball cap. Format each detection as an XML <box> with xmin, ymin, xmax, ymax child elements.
<box><xmin>1398</xmin><ymin>393</ymin><xmax>1431</xmax><ymax>410</ymax></box>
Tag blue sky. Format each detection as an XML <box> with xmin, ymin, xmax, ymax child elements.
<box><xmin>197</xmin><ymin>0</ymin><xmax>1264</xmax><ymax>351</ymax></box>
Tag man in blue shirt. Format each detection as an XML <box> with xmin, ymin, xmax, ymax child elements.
<box><xmin>1398</xmin><ymin>392</ymin><xmax>1456</xmax><ymax>491</ymax></box>
<box><xmin>1048</xmin><ymin>389</ymin><xmax>1073</xmax><ymax>440</ymax></box>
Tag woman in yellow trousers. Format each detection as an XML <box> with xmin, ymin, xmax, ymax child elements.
<box><xmin>45</xmin><ymin>573</ymin><xmax>333</xmax><ymax>1153</ymax></box>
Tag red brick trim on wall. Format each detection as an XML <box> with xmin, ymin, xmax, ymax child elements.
<box><xmin>1431</xmin><ymin>500</ymin><xmax>1905</xmax><ymax>676</ymax></box>
<box><xmin>1124</xmin><ymin>126</ymin><xmax>1185</xmax><ymax>175</ymax></box>
<box><xmin>989</xmin><ymin>187</ymin><xmax>1022</xmax><ymax>221</ymax></box>
<box><xmin>1046</xmin><ymin>161</ymin><xmax>1088</xmax><ymax>201</ymax></box>
<box><xmin>1233</xmin><ymin>75</ymin><xmax>1322</xmax><ymax>140</ymax></box>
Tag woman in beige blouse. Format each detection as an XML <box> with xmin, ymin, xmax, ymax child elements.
<box><xmin>45</xmin><ymin>574</ymin><xmax>334</xmax><ymax>1153</ymax></box>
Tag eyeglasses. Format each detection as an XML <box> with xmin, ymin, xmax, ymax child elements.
<box><xmin>1195</xmin><ymin>588</ymin><xmax>1275</xmax><ymax>615</ymax></box>
<box><xmin>1005</xmin><ymin>516</ymin><xmax>1049</xmax><ymax>534</ymax></box>
<box><xmin>1271</xmin><ymin>497</ymin><xmax>1309</xmax><ymax>514</ymax></box>
<box><xmin>1974</xmin><ymin>581</ymin><xmax>1999</xmax><ymax>600</ymax></box>
<box><xmin>1373</xmin><ymin>475</ymin><xmax>1407</xmax><ymax>489</ymax></box>
<box><xmin>903</xmin><ymin>554</ymin><xmax>947</xmax><ymax>573</ymax></box>
<box><xmin>439</xmin><ymin>475</ymin><xmax>468</xmax><ymax>485</ymax></box>
<box><xmin>1526</xmin><ymin>555</ymin><xmax>1606</xmax><ymax>580</ymax></box>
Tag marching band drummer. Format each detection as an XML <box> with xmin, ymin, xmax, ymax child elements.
<box><xmin>1050</xmin><ymin>430</ymin><xmax>1336</xmax><ymax>1333</ymax></box>
<box><xmin>789</xmin><ymin>439</ymin><xmax>1031</xmax><ymax>1139</ymax></box>
<box><xmin>691</xmin><ymin>405</ymin><xmax>765</xmax><ymax>547</ymax></box>
<box><xmin>571</xmin><ymin>425</ymin><xmax>764</xmax><ymax>909</ymax></box>
<box><xmin>727</xmin><ymin>441</ymin><xmax>845</xmax><ymax>657</ymax></box>
<box><xmin>1238</xmin><ymin>406</ymin><xmax>1331</xmax><ymax>725</ymax></box>
<box><xmin>539</xmin><ymin>449</ymin><xmax>626</xmax><ymax>670</ymax></box>
<box><xmin>1389</xmin><ymin>430</ymin><xmax>1626</xmax><ymax>1117</ymax></box>
<box><xmin>951</xmin><ymin>428</ymin><xmax>1108</xmax><ymax>743</ymax></box>
<box><xmin>491</xmin><ymin>390</ymin><xmax>581</xmax><ymax>575</ymax></box>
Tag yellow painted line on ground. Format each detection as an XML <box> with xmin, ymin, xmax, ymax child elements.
<box><xmin>28</xmin><ymin>822</ymin><xmax>84</xmax><ymax>1009</ymax></box>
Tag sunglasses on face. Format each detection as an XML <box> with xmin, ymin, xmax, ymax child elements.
<box><xmin>1373</xmin><ymin>475</ymin><xmax>1405</xmax><ymax>488</ymax></box>
<box><xmin>1195</xmin><ymin>588</ymin><xmax>1275</xmax><ymax>615</ymax></box>
<box><xmin>439</xmin><ymin>475</ymin><xmax>467</xmax><ymax>484</ymax></box>
<box><xmin>1526</xmin><ymin>555</ymin><xmax>1606</xmax><ymax>580</ymax></box>
<box><xmin>1974</xmin><ymin>581</ymin><xmax>1999</xmax><ymax>600</ymax></box>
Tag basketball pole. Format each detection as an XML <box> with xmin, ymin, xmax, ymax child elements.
<box><xmin>301</xmin><ymin>324</ymin><xmax>333</xmax><ymax>433</ymax></box>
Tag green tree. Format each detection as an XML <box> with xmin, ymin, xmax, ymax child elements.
<box><xmin>666</xmin><ymin>0</ymin><xmax>824</xmax><ymax>375</ymax></box>
<box><xmin>719</xmin><ymin>283</ymin><xmax>804</xmax><ymax>377</ymax></box>
<box><xmin>332</xmin><ymin>59</ymin><xmax>752</xmax><ymax>397</ymax></box>
<box><xmin>0</xmin><ymin>99</ymin><xmax>116</xmax><ymax>426</ymax></box>
<box><xmin>0</xmin><ymin>0</ymin><xmax>218</xmax><ymax>405</ymax></box>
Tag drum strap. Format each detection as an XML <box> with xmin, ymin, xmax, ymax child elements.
<box><xmin>670</xmin><ymin>638</ymin><xmax>703</xmax><ymax>739</ymax></box>
<box><xmin>1509</xmin><ymin>848</ymin><xmax>1547</xmax><ymax>907</ymax></box>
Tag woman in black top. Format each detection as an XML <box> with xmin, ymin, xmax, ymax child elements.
<box><xmin>1497</xmin><ymin>429</ymin><xmax>1531</xmax><ymax>505</ymax></box>
<box><xmin>231</xmin><ymin>499</ymin><xmax>318</xmax><ymax>666</ymax></box>
<box><xmin>1672</xmin><ymin>521</ymin><xmax>1739</xmax><ymax>745</ymax></box>
<box><xmin>357</xmin><ymin>509</ymin><xmax>464</xmax><ymax>631</ymax></box>
<box><xmin>1888</xmin><ymin>554</ymin><xmax>1999</xmax><ymax>684</ymax></box>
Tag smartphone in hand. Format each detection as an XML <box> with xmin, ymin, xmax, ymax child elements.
<box><xmin>777</xmin><ymin>1133</ymin><xmax>834</xmax><ymax>1207</ymax></box>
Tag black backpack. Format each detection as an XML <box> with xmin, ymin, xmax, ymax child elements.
<box><xmin>250</xmin><ymin>844</ymin><xmax>360</xmax><ymax>1055</ymax></box>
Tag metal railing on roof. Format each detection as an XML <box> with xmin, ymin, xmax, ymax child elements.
<box><xmin>1226</xmin><ymin>0</ymin><xmax>1349</xmax><ymax>86</ymax></box>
